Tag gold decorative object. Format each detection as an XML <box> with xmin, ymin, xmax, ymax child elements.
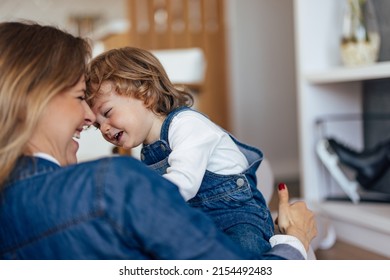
<box><xmin>340</xmin><ymin>0</ymin><xmax>380</xmax><ymax>66</ymax></box>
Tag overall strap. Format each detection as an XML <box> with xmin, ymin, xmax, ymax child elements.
<box><xmin>160</xmin><ymin>106</ymin><xmax>194</xmax><ymax>143</ymax></box>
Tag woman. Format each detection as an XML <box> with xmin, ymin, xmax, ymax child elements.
<box><xmin>0</xmin><ymin>21</ymin><xmax>316</xmax><ymax>260</ymax></box>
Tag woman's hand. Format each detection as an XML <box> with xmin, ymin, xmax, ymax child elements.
<box><xmin>275</xmin><ymin>183</ymin><xmax>317</xmax><ymax>251</ymax></box>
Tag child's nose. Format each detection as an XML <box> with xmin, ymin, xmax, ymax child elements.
<box><xmin>100</xmin><ymin>121</ymin><xmax>111</xmax><ymax>135</ymax></box>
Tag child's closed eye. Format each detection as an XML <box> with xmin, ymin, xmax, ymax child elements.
<box><xmin>104</xmin><ymin>108</ymin><xmax>112</xmax><ymax>117</ymax></box>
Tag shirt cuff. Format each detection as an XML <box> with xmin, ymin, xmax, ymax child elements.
<box><xmin>269</xmin><ymin>234</ymin><xmax>307</xmax><ymax>260</ymax></box>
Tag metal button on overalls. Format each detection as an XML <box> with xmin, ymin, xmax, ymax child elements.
<box><xmin>236</xmin><ymin>178</ymin><xmax>245</xmax><ymax>187</ymax></box>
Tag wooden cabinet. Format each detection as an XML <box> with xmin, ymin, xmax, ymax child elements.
<box><xmin>125</xmin><ymin>0</ymin><xmax>230</xmax><ymax>131</ymax></box>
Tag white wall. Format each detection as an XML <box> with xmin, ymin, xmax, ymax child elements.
<box><xmin>225</xmin><ymin>0</ymin><xmax>299</xmax><ymax>180</ymax></box>
<box><xmin>0</xmin><ymin>0</ymin><xmax>126</xmax><ymax>34</ymax></box>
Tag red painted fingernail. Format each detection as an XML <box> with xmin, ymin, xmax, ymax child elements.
<box><xmin>278</xmin><ymin>183</ymin><xmax>286</xmax><ymax>190</ymax></box>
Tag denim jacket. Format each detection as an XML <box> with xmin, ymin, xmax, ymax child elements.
<box><xmin>0</xmin><ymin>156</ymin><xmax>302</xmax><ymax>260</ymax></box>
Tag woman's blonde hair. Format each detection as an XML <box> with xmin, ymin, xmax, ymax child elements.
<box><xmin>86</xmin><ymin>47</ymin><xmax>194</xmax><ymax>115</ymax></box>
<box><xmin>0</xmin><ymin>21</ymin><xmax>91</xmax><ymax>189</ymax></box>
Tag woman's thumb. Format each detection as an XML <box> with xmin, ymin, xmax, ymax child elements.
<box><xmin>276</xmin><ymin>183</ymin><xmax>290</xmax><ymax>233</ymax></box>
<box><xmin>277</xmin><ymin>183</ymin><xmax>289</xmax><ymax>206</ymax></box>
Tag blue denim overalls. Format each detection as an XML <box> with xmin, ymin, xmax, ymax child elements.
<box><xmin>140</xmin><ymin>107</ymin><xmax>274</xmax><ymax>257</ymax></box>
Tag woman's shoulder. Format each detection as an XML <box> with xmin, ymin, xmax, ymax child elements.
<box><xmin>70</xmin><ymin>156</ymin><xmax>150</xmax><ymax>178</ymax></box>
<box><xmin>70</xmin><ymin>156</ymin><xmax>172</xmax><ymax>187</ymax></box>
<box><xmin>66</xmin><ymin>156</ymin><xmax>181</xmax><ymax>210</ymax></box>
<box><xmin>57</xmin><ymin>155</ymin><xmax>177</xmax><ymax>206</ymax></box>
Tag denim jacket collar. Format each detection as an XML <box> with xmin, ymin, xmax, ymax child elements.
<box><xmin>6</xmin><ymin>156</ymin><xmax>61</xmax><ymax>186</ymax></box>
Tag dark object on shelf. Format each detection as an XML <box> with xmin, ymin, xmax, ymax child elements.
<box><xmin>327</xmin><ymin>137</ymin><xmax>390</xmax><ymax>189</ymax></box>
<box><xmin>315</xmin><ymin>113</ymin><xmax>390</xmax><ymax>203</ymax></box>
<box><xmin>316</xmin><ymin>137</ymin><xmax>390</xmax><ymax>203</ymax></box>
<box><xmin>317</xmin><ymin>139</ymin><xmax>360</xmax><ymax>203</ymax></box>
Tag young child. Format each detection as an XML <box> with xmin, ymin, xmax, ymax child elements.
<box><xmin>86</xmin><ymin>47</ymin><xmax>274</xmax><ymax>257</ymax></box>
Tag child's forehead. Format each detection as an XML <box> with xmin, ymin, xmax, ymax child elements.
<box><xmin>89</xmin><ymin>81</ymin><xmax>117</xmax><ymax>107</ymax></box>
<box><xmin>90</xmin><ymin>90</ymin><xmax>115</xmax><ymax>111</ymax></box>
<box><xmin>98</xmin><ymin>81</ymin><xmax>116</xmax><ymax>94</ymax></box>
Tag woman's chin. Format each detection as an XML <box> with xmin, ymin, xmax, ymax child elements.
<box><xmin>66</xmin><ymin>139</ymin><xmax>80</xmax><ymax>164</ymax></box>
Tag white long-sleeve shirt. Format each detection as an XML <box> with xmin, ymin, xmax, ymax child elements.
<box><xmin>163</xmin><ymin>110</ymin><xmax>249</xmax><ymax>201</ymax></box>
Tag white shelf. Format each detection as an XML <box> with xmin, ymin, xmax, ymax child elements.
<box><xmin>294</xmin><ymin>0</ymin><xmax>390</xmax><ymax>257</ymax></box>
<box><xmin>318</xmin><ymin>201</ymin><xmax>390</xmax><ymax>234</ymax></box>
<box><xmin>313</xmin><ymin>201</ymin><xmax>390</xmax><ymax>257</ymax></box>
<box><xmin>305</xmin><ymin>61</ymin><xmax>390</xmax><ymax>84</ymax></box>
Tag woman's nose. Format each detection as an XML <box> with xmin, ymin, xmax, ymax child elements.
<box><xmin>83</xmin><ymin>101</ymin><xmax>96</xmax><ymax>125</ymax></box>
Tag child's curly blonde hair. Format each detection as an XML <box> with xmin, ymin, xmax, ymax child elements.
<box><xmin>86</xmin><ymin>47</ymin><xmax>194</xmax><ymax>116</ymax></box>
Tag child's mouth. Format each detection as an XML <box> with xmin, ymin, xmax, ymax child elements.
<box><xmin>114</xmin><ymin>131</ymin><xmax>123</xmax><ymax>142</ymax></box>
